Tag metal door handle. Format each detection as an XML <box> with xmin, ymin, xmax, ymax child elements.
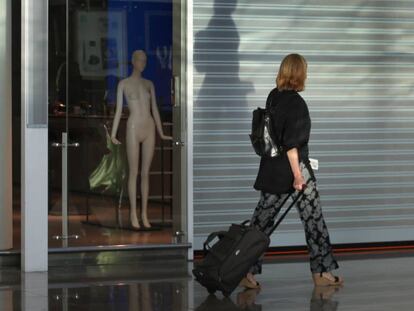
<box><xmin>174</xmin><ymin>141</ymin><xmax>184</xmax><ymax>147</ymax></box>
<box><xmin>51</xmin><ymin>142</ymin><xmax>80</xmax><ymax>148</ymax></box>
<box><xmin>67</xmin><ymin>142</ymin><xmax>80</xmax><ymax>147</ymax></box>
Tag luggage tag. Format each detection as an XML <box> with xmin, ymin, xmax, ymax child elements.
<box><xmin>309</xmin><ymin>158</ymin><xmax>319</xmax><ymax>170</ymax></box>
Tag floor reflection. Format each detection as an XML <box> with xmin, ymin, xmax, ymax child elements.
<box><xmin>195</xmin><ymin>288</ymin><xmax>262</xmax><ymax>311</ymax></box>
<box><xmin>3</xmin><ymin>255</ymin><xmax>414</xmax><ymax>310</ymax></box>
<box><xmin>48</xmin><ymin>282</ymin><xmax>186</xmax><ymax>311</ymax></box>
<box><xmin>194</xmin><ymin>286</ymin><xmax>342</xmax><ymax>311</ymax></box>
<box><xmin>310</xmin><ymin>286</ymin><xmax>341</xmax><ymax>311</ymax></box>
<box><xmin>21</xmin><ymin>273</ymin><xmax>48</xmax><ymax>311</ymax></box>
<box><xmin>0</xmin><ymin>289</ymin><xmax>13</xmax><ymax>311</ymax></box>
<box><xmin>237</xmin><ymin>288</ymin><xmax>262</xmax><ymax>310</ymax></box>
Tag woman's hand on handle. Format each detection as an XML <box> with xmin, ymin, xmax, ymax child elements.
<box><xmin>293</xmin><ymin>174</ymin><xmax>306</xmax><ymax>191</ymax></box>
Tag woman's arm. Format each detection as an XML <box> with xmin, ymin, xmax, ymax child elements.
<box><xmin>282</xmin><ymin>96</ymin><xmax>310</xmax><ymax>191</ymax></box>
<box><xmin>287</xmin><ymin>148</ymin><xmax>305</xmax><ymax>191</ymax></box>
<box><xmin>111</xmin><ymin>80</ymin><xmax>124</xmax><ymax>144</ymax></box>
<box><xmin>149</xmin><ymin>81</ymin><xmax>172</xmax><ymax>140</ymax></box>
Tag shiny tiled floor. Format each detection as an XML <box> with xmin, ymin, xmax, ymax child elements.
<box><xmin>1</xmin><ymin>254</ymin><xmax>414</xmax><ymax>310</ymax></box>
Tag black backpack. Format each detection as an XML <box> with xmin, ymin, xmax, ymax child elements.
<box><xmin>249</xmin><ymin>91</ymin><xmax>282</xmax><ymax>157</ymax></box>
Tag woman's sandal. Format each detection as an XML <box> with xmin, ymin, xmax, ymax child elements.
<box><xmin>239</xmin><ymin>277</ymin><xmax>260</xmax><ymax>289</ymax></box>
<box><xmin>312</xmin><ymin>272</ymin><xmax>344</xmax><ymax>286</ymax></box>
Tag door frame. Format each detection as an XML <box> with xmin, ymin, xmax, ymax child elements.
<box><xmin>21</xmin><ymin>0</ymin><xmax>49</xmax><ymax>271</ymax></box>
<box><xmin>172</xmin><ymin>0</ymin><xmax>193</xmax><ymax>257</ymax></box>
<box><xmin>185</xmin><ymin>0</ymin><xmax>194</xmax><ymax>259</ymax></box>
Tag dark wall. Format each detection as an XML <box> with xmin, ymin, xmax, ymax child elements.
<box><xmin>12</xmin><ymin>0</ymin><xmax>21</xmax><ymax>189</ymax></box>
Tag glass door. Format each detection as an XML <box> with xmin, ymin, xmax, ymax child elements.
<box><xmin>48</xmin><ymin>0</ymin><xmax>186</xmax><ymax>248</ymax></box>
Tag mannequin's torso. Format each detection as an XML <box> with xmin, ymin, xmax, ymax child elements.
<box><xmin>121</xmin><ymin>77</ymin><xmax>155</xmax><ymax>142</ymax></box>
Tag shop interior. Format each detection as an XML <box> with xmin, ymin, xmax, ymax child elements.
<box><xmin>12</xmin><ymin>0</ymin><xmax>177</xmax><ymax>249</ymax></box>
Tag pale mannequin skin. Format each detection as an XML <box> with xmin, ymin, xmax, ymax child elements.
<box><xmin>245</xmin><ymin>69</ymin><xmax>343</xmax><ymax>287</ymax></box>
<box><xmin>111</xmin><ymin>50</ymin><xmax>172</xmax><ymax>229</ymax></box>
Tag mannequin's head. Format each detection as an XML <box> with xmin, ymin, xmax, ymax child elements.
<box><xmin>131</xmin><ymin>50</ymin><xmax>147</xmax><ymax>73</ymax></box>
<box><xmin>276</xmin><ymin>53</ymin><xmax>307</xmax><ymax>92</ymax></box>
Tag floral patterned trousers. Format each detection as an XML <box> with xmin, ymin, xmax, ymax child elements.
<box><xmin>250</xmin><ymin>162</ymin><xmax>339</xmax><ymax>274</ymax></box>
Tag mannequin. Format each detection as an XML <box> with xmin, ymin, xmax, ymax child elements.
<box><xmin>111</xmin><ymin>50</ymin><xmax>172</xmax><ymax>229</ymax></box>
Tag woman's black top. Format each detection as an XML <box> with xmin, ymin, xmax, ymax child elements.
<box><xmin>253</xmin><ymin>88</ymin><xmax>311</xmax><ymax>194</ymax></box>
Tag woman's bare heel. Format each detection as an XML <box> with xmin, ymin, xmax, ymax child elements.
<box><xmin>239</xmin><ymin>273</ymin><xmax>260</xmax><ymax>289</ymax></box>
<box><xmin>312</xmin><ymin>272</ymin><xmax>344</xmax><ymax>286</ymax></box>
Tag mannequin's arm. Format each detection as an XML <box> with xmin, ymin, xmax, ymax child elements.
<box><xmin>111</xmin><ymin>80</ymin><xmax>124</xmax><ymax>144</ymax></box>
<box><xmin>150</xmin><ymin>81</ymin><xmax>172</xmax><ymax>140</ymax></box>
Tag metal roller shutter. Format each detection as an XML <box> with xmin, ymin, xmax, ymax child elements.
<box><xmin>193</xmin><ymin>0</ymin><xmax>414</xmax><ymax>249</ymax></box>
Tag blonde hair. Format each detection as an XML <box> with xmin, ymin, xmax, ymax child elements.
<box><xmin>276</xmin><ymin>54</ymin><xmax>307</xmax><ymax>92</ymax></box>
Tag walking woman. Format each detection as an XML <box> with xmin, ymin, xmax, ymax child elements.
<box><xmin>240</xmin><ymin>54</ymin><xmax>343</xmax><ymax>288</ymax></box>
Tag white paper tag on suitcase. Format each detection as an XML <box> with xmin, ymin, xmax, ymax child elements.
<box><xmin>309</xmin><ymin>158</ymin><xmax>319</xmax><ymax>170</ymax></box>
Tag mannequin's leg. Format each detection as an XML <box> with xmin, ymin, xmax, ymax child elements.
<box><xmin>140</xmin><ymin>130</ymin><xmax>156</xmax><ymax>228</ymax></box>
<box><xmin>128</xmin><ymin>284</ymin><xmax>139</xmax><ymax>310</ymax></box>
<box><xmin>126</xmin><ymin>127</ymin><xmax>140</xmax><ymax>229</ymax></box>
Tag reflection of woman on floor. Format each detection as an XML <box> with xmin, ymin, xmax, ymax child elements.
<box><xmin>111</xmin><ymin>50</ymin><xmax>172</xmax><ymax>229</ymax></box>
<box><xmin>310</xmin><ymin>286</ymin><xmax>341</xmax><ymax>311</ymax></box>
<box><xmin>236</xmin><ymin>288</ymin><xmax>261</xmax><ymax>310</ymax></box>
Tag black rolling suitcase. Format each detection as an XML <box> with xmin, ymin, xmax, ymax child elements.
<box><xmin>192</xmin><ymin>183</ymin><xmax>309</xmax><ymax>297</ymax></box>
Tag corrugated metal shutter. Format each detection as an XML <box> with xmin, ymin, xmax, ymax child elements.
<box><xmin>192</xmin><ymin>0</ymin><xmax>414</xmax><ymax>249</ymax></box>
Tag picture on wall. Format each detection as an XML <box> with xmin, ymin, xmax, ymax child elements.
<box><xmin>75</xmin><ymin>10</ymin><xmax>128</xmax><ymax>78</ymax></box>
